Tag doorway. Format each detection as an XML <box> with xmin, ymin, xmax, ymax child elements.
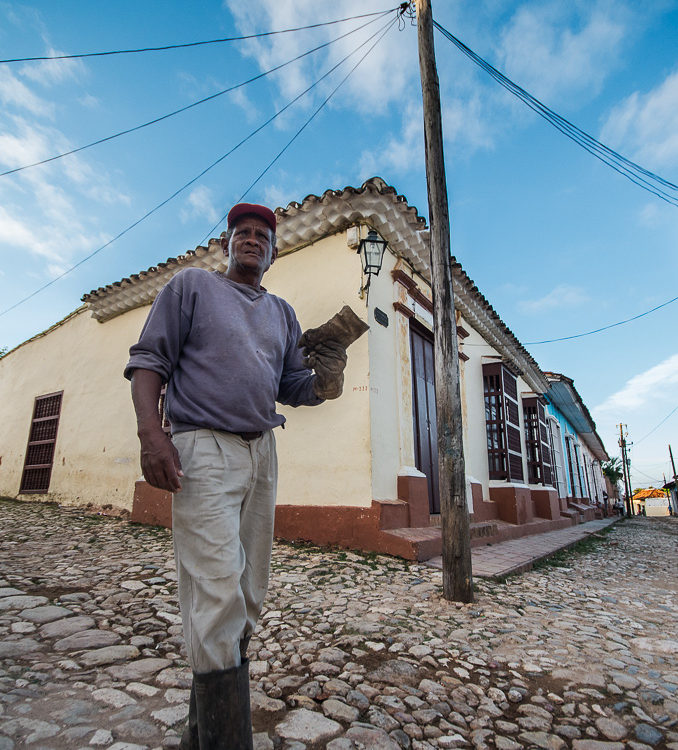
<box><xmin>410</xmin><ymin>323</ymin><xmax>440</xmax><ymax>514</ymax></box>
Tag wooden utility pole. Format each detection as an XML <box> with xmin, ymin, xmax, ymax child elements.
<box><xmin>618</xmin><ymin>424</ymin><xmax>633</xmax><ymax>516</ymax></box>
<box><xmin>415</xmin><ymin>0</ymin><xmax>473</xmax><ymax>602</ymax></box>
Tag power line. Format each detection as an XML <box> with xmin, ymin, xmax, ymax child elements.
<box><xmin>524</xmin><ymin>294</ymin><xmax>678</xmax><ymax>344</ymax></box>
<box><xmin>461</xmin><ymin>292</ymin><xmax>678</xmax><ymax>346</ymax></box>
<box><xmin>0</xmin><ymin>15</ymin><xmax>396</xmax><ymax>319</ymax></box>
<box><xmin>0</xmin><ymin>10</ymin><xmax>396</xmax><ymax>178</ymax></box>
<box><xmin>201</xmin><ymin>16</ymin><xmax>399</xmax><ymax>243</ymax></box>
<box><xmin>0</xmin><ymin>8</ymin><xmax>400</xmax><ymax>63</ymax></box>
<box><xmin>634</xmin><ymin>404</ymin><xmax>678</xmax><ymax>445</ymax></box>
<box><xmin>432</xmin><ymin>20</ymin><xmax>678</xmax><ymax>208</ymax></box>
<box><xmin>632</xmin><ymin>466</ymin><xmax>665</xmax><ymax>483</ymax></box>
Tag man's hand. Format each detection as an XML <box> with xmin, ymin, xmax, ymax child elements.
<box><xmin>304</xmin><ymin>341</ymin><xmax>347</xmax><ymax>400</ymax></box>
<box><xmin>299</xmin><ymin>305</ymin><xmax>366</xmax><ymax>401</ymax></box>
<box><xmin>139</xmin><ymin>427</ymin><xmax>184</xmax><ymax>493</ymax></box>
<box><xmin>131</xmin><ymin>369</ymin><xmax>183</xmax><ymax>492</ymax></box>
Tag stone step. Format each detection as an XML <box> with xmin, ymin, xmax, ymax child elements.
<box><xmin>561</xmin><ymin>508</ymin><xmax>582</xmax><ymax>524</ymax></box>
<box><xmin>379</xmin><ymin>527</ymin><xmax>442</xmax><ymax>561</ymax></box>
<box><xmin>380</xmin><ymin>513</ymin><xmax>578</xmax><ymax>560</ymax></box>
<box><xmin>470</xmin><ymin>521</ymin><xmax>498</xmax><ymax>539</ymax></box>
<box><xmin>568</xmin><ymin>502</ymin><xmax>597</xmax><ymax>522</ymax></box>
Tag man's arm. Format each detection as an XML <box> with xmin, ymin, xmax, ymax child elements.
<box><xmin>131</xmin><ymin>369</ymin><xmax>183</xmax><ymax>492</ymax></box>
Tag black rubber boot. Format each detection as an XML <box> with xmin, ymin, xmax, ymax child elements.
<box><xmin>194</xmin><ymin>660</ymin><xmax>253</xmax><ymax>750</ymax></box>
<box><xmin>179</xmin><ymin>680</ymin><xmax>199</xmax><ymax>750</ymax></box>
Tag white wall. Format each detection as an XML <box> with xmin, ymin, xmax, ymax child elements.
<box><xmin>364</xmin><ymin>248</ymin><xmax>408</xmax><ymax>501</ymax></box>
<box><xmin>0</xmin><ymin>306</ymin><xmax>147</xmax><ymax>508</ymax></box>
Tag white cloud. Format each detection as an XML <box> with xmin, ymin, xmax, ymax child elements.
<box><xmin>229</xmin><ymin>88</ymin><xmax>259</xmax><ymax>122</ymax></box>
<box><xmin>0</xmin><ymin>117</ymin><xmax>53</xmax><ymax>169</ymax></box>
<box><xmin>0</xmin><ymin>123</ymin><xmax>125</xmax><ymax>271</ymax></box>
<box><xmin>180</xmin><ymin>186</ymin><xmax>220</xmax><ymax>225</ymax></box>
<box><xmin>594</xmin><ymin>353</ymin><xmax>678</xmax><ymax>413</ymax></box>
<box><xmin>58</xmin><ymin>153</ymin><xmax>131</xmax><ymax>206</ymax></box>
<box><xmin>224</xmin><ymin>0</ymin><xmax>418</xmax><ymax>116</ymax></box>
<box><xmin>600</xmin><ymin>69</ymin><xmax>678</xmax><ymax>169</ymax></box>
<box><xmin>359</xmin><ymin>99</ymin><xmax>423</xmax><ymax>176</ymax></box>
<box><xmin>47</xmin><ymin>262</ymin><xmax>67</xmax><ymax>278</ymax></box>
<box><xmin>0</xmin><ymin>205</ymin><xmax>36</xmax><ymax>248</ymax></box>
<box><xmin>519</xmin><ymin>284</ymin><xmax>589</xmax><ymax>313</ymax></box>
<box><xmin>638</xmin><ymin>202</ymin><xmax>661</xmax><ymax>227</ymax></box>
<box><xmin>263</xmin><ymin>184</ymin><xmax>292</xmax><ymax>210</ymax></box>
<box><xmin>0</xmin><ymin>116</ymin><xmax>130</xmax><ymax>206</ymax></box>
<box><xmin>497</xmin><ymin>2</ymin><xmax>626</xmax><ymax>104</ymax></box>
<box><xmin>19</xmin><ymin>51</ymin><xmax>85</xmax><ymax>87</ymax></box>
<box><xmin>0</xmin><ymin>201</ymin><xmax>104</xmax><ymax>265</ymax></box>
<box><xmin>442</xmin><ymin>94</ymin><xmax>495</xmax><ymax>152</ymax></box>
<box><xmin>0</xmin><ymin>68</ymin><xmax>53</xmax><ymax>117</ymax></box>
<box><xmin>78</xmin><ymin>93</ymin><xmax>99</xmax><ymax>109</ymax></box>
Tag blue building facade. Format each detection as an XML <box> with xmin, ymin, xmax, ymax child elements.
<box><xmin>544</xmin><ymin>373</ymin><xmax>608</xmax><ymax>508</ymax></box>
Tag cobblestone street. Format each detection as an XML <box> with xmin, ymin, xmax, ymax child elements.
<box><xmin>0</xmin><ymin>498</ymin><xmax>676</xmax><ymax>750</ymax></box>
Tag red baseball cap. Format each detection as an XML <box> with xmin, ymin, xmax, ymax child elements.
<box><xmin>227</xmin><ymin>203</ymin><xmax>276</xmax><ymax>234</ymax></box>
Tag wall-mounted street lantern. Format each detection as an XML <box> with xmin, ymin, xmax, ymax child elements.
<box><xmin>357</xmin><ymin>229</ymin><xmax>388</xmax><ymax>298</ymax></box>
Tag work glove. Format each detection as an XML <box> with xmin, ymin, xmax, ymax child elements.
<box><xmin>299</xmin><ymin>305</ymin><xmax>369</xmax><ymax>351</ymax></box>
<box><xmin>304</xmin><ymin>341</ymin><xmax>348</xmax><ymax>400</ymax></box>
<box><xmin>299</xmin><ymin>305</ymin><xmax>369</xmax><ymax>400</ymax></box>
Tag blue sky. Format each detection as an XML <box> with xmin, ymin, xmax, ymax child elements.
<box><xmin>0</xmin><ymin>0</ymin><xmax>677</xmax><ymax>490</ymax></box>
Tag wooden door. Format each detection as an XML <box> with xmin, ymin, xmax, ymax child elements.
<box><xmin>410</xmin><ymin>324</ymin><xmax>440</xmax><ymax>514</ymax></box>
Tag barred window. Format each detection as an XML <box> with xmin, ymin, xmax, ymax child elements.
<box><xmin>20</xmin><ymin>392</ymin><xmax>63</xmax><ymax>494</ymax></box>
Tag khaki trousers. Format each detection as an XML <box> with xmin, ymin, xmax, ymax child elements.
<box><xmin>172</xmin><ymin>429</ymin><xmax>277</xmax><ymax>673</ymax></box>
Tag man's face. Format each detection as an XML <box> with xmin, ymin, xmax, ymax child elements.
<box><xmin>224</xmin><ymin>215</ymin><xmax>277</xmax><ymax>277</ymax></box>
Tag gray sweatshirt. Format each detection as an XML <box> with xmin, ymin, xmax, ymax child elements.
<box><xmin>124</xmin><ymin>268</ymin><xmax>322</xmax><ymax>434</ymax></box>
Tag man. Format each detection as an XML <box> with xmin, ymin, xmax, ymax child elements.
<box><xmin>124</xmin><ymin>203</ymin><xmax>350</xmax><ymax>749</ymax></box>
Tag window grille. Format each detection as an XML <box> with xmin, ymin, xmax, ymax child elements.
<box><xmin>20</xmin><ymin>391</ymin><xmax>63</xmax><ymax>494</ymax></box>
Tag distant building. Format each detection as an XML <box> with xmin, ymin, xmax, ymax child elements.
<box><xmin>542</xmin><ymin>372</ymin><xmax>609</xmax><ymax>518</ymax></box>
<box><xmin>632</xmin><ymin>488</ymin><xmax>671</xmax><ymax>517</ymax></box>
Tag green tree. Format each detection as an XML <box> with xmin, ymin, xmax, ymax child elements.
<box><xmin>602</xmin><ymin>457</ymin><xmax>624</xmax><ymax>487</ymax></box>
<box><xmin>0</xmin><ymin>346</ymin><xmax>7</xmax><ymax>358</ymax></box>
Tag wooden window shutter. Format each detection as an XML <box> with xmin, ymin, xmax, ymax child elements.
<box><xmin>523</xmin><ymin>397</ymin><xmax>554</xmax><ymax>486</ymax></box>
<box><xmin>20</xmin><ymin>391</ymin><xmax>63</xmax><ymax>494</ymax></box>
<box><xmin>483</xmin><ymin>363</ymin><xmax>524</xmax><ymax>482</ymax></box>
<box><xmin>574</xmin><ymin>444</ymin><xmax>588</xmax><ymax>499</ymax></box>
<box><xmin>502</xmin><ymin>368</ymin><xmax>524</xmax><ymax>482</ymax></box>
<box><xmin>537</xmin><ymin>401</ymin><xmax>553</xmax><ymax>486</ymax></box>
<box><xmin>565</xmin><ymin>436</ymin><xmax>582</xmax><ymax>497</ymax></box>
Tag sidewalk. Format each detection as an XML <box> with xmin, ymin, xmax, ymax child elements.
<box><xmin>426</xmin><ymin>516</ymin><xmax>620</xmax><ymax>578</ymax></box>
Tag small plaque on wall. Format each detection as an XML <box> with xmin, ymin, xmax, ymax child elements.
<box><xmin>374</xmin><ymin>308</ymin><xmax>389</xmax><ymax>327</ymax></box>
